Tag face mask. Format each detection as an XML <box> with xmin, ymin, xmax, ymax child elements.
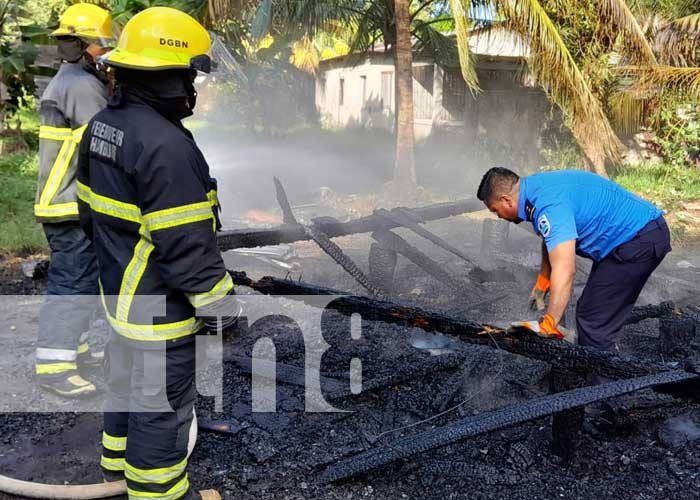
<box><xmin>57</xmin><ymin>38</ymin><xmax>88</xmax><ymax>63</ymax></box>
<box><xmin>184</xmin><ymin>71</ymin><xmax>198</xmax><ymax>113</ymax></box>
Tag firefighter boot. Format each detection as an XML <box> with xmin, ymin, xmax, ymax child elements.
<box><xmin>38</xmin><ymin>372</ymin><xmax>98</xmax><ymax>398</ymax></box>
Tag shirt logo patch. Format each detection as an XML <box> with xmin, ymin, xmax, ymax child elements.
<box><xmin>538</xmin><ymin>215</ymin><xmax>551</xmax><ymax>237</ymax></box>
<box><xmin>525</xmin><ymin>199</ymin><xmax>536</xmax><ymax>222</ymax></box>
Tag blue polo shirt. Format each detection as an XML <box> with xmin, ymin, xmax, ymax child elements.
<box><xmin>518</xmin><ymin>170</ymin><xmax>662</xmax><ymax>261</ymax></box>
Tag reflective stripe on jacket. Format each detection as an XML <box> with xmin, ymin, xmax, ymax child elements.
<box><xmin>35</xmin><ymin>62</ymin><xmax>107</xmax><ymax>222</ymax></box>
<box><xmin>77</xmin><ymin>92</ymin><xmax>232</xmax><ymax>346</ymax></box>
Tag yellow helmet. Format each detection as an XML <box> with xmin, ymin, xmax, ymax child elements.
<box><xmin>52</xmin><ymin>3</ymin><xmax>112</xmax><ymax>43</ymax></box>
<box><xmin>102</xmin><ymin>7</ymin><xmax>212</xmax><ymax>72</ymax></box>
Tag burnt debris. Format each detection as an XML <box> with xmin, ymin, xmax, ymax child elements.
<box><xmin>319</xmin><ymin>370</ymin><xmax>698</xmax><ymax>483</ymax></box>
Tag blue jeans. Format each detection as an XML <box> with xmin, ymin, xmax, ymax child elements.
<box><xmin>36</xmin><ymin>222</ymin><xmax>99</xmax><ymax>375</ymax></box>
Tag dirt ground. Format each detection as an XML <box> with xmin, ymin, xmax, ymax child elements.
<box><xmin>1</xmin><ymin>214</ymin><xmax>699</xmax><ymax>500</ymax></box>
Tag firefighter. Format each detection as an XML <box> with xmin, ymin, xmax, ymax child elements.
<box><xmin>77</xmin><ymin>7</ymin><xmax>240</xmax><ymax>500</ymax></box>
<box><xmin>34</xmin><ymin>3</ymin><xmax>113</xmax><ymax>397</ymax></box>
<box><xmin>477</xmin><ymin>167</ymin><xmax>671</xmax><ymax>350</ymax></box>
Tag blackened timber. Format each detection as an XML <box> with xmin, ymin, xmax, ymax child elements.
<box><xmin>273</xmin><ymin>176</ymin><xmax>296</xmax><ymax>224</ymax></box>
<box><xmin>307</xmin><ymin>225</ymin><xmax>387</xmax><ymax>299</ymax></box>
<box><xmin>375</xmin><ymin>207</ymin><xmax>474</xmax><ymax>264</ymax></box>
<box><xmin>318</xmin><ymin>370</ymin><xmax>698</xmax><ymax>483</ymax></box>
<box><xmin>230</xmin><ymin>355</ymin><xmax>347</xmax><ymax>394</ymax></box>
<box><xmin>228</xmin><ymin>272</ymin><xmax>675</xmax><ymax>380</ymax></box>
<box><xmin>625</xmin><ymin>301</ymin><xmax>675</xmax><ymax>325</ymax></box>
<box><xmin>272</xmin><ymin>176</ymin><xmax>387</xmax><ymax>299</ymax></box>
<box><xmin>216</xmin><ymin>199</ymin><xmax>484</xmax><ymax>251</ymax></box>
<box><xmin>371</xmin><ymin>230</ymin><xmax>468</xmax><ymax>292</ymax></box>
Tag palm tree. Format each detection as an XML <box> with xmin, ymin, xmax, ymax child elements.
<box><xmin>394</xmin><ymin>0</ymin><xmax>416</xmax><ymax>190</ymax></box>
<box><xmin>197</xmin><ymin>0</ymin><xmax>667</xmax><ymax>178</ymax></box>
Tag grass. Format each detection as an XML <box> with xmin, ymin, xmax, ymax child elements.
<box><xmin>0</xmin><ymin>105</ymin><xmax>46</xmax><ymax>254</ymax></box>
<box><xmin>610</xmin><ymin>163</ymin><xmax>700</xmax><ymax>210</ymax></box>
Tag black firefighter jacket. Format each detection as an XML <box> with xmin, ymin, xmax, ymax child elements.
<box><xmin>77</xmin><ymin>91</ymin><xmax>234</xmax><ymax>347</ymax></box>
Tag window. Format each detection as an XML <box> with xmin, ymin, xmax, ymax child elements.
<box><xmin>339</xmin><ymin>78</ymin><xmax>345</xmax><ymax>106</ymax></box>
<box><xmin>381</xmin><ymin>71</ymin><xmax>393</xmax><ymax>111</ymax></box>
<box><xmin>443</xmin><ymin>69</ymin><xmax>466</xmax><ymax>116</ymax></box>
<box><xmin>360</xmin><ymin>75</ymin><xmax>367</xmax><ymax>103</ymax></box>
<box><xmin>318</xmin><ymin>76</ymin><xmax>327</xmax><ymax>103</ymax></box>
<box><xmin>413</xmin><ymin>65</ymin><xmax>435</xmax><ymax>119</ymax></box>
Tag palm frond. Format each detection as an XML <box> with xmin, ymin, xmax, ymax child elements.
<box><xmin>501</xmin><ymin>0</ymin><xmax>624</xmax><ymax>167</ymax></box>
<box><xmin>290</xmin><ymin>34</ymin><xmax>320</xmax><ymax>73</ymax></box>
<box><xmin>448</xmin><ymin>0</ymin><xmax>480</xmax><ymax>93</ymax></box>
<box><xmin>348</xmin><ymin>1</ymin><xmax>385</xmax><ymax>53</ymax></box>
<box><xmin>608</xmin><ymin>89</ymin><xmax>652</xmax><ymax>135</ymax></box>
<box><xmin>595</xmin><ymin>0</ymin><xmax>657</xmax><ymax>64</ymax></box>
<box><xmin>655</xmin><ymin>13</ymin><xmax>700</xmax><ymax>65</ymax></box>
<box><xmin>251</xmin><ymin>0</ymin><xmax>274</xmax><ymax>39</ymax></box>
<box><xmin>625</xmin><ymin>64</ymin><xmax>700</xmax><ymax>96</ymax></box>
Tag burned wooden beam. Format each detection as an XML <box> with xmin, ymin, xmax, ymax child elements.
<box><xmin>325</xmin><ymin>353</ymin><xmax>466</xmax><ymax>401</ymax></box>
<box><xmin>230</xmin><ymin>355</ymin><xmax>347</xmax><ymax>394</ymax></box>
<box><xmin>272</xmin><ymin>177</ymin><xmax>386</xmax><ymax>299</ymax></box>
<box><xmin>368</xmin><ymin>242</ymin><xmax>398</xmax><ymax>294</ymax></box>
<box><xmin>318</xmin><ymin>370</ymin><xmax>697</xmax><ymax>483</ymax></box>
<box><xmin>374</xmin><ymin>208</ymin><xmax>474</xmax><ymax>264</ymax></box>
<box><xmin>307</xmin><ymin>225</ymin><xmax>387</xmax><ymax>299</ymax></box>
<box><xmin>228</xmin><ymin>272</ymin><xmax>678</xmax><ymax>380</ymax></box>
<box><xmin>216</xmin><ymin>199</ymin><xmax>484</xmax><ymax>251</ymax></box>
<box><xmin>371</xmin><ymin>230</ymin><xmax>468</xmax><ymax>293</ymax></box>
<box><xmin>625</xmin><ymin>301</ymin><xmax>676</xmax><ymax>326</ymax></box>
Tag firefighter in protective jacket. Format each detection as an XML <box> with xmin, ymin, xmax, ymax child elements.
<box><xmin>35</xmin><ymin>3</ymin><xmax>113</xmax><ymax>397</ymax></box>
<box><xmin>77</xmin><ymin>7</ymin><xmax>239</xmax><ymax>500</ymax></box>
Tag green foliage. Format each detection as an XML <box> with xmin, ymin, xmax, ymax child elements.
<box><xmin>540</xmin><ymin>140</ymin><xmax>583</xmax><ymax>171</ymax></box>
<box><xmin>0</xmin><ymin>149</ymin><xmax>45</xmax><ymax>252</ymax></box>
<box><xmin>648</xmin><ymin>94</ymin><xmax>700</xmax><ymax>167</ymax></box>
<box><xmin>0</xmin><ymin>1</ymin><xmax>47</xmax><ymax>134</ymax></box>
<box><xmin>110</xmin><ymin>0</ymin><xmax>207</xmax><ymax>26</ymax></box>
<box><xmin>611</xmin><ymin>162</ymin><xmax>700</xmax><ymax>210</ymax></box>
<box><xmin>21</xmin><ymin>0</ymin><xmax>67</xmax><ymax>29</ymax></box>
<box><xmin>0</xmin><ymin>105</ymin><xmax>44</xmax><ymax>252</ymax></box>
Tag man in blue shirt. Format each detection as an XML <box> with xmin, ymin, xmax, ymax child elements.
<box><xmin>476</xmin><ymin>167</ymin><xmax>671</xmax><ymax>351</ymax></box>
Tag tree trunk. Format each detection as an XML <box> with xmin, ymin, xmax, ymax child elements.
<box><xmin>572</xmin><ymin>125</ymin><xmax>609</xmax><ymax>178</ymax></box>
<box><xmin>392</xmin><ymin>0</ymin><xmax>417</xmax><ymax>191</ymax></box>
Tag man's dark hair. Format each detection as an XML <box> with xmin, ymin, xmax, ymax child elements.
<box><xmin>477</xmin><ymin>167</ymin><xmax>520</xmax><ymax>202</ymax></box>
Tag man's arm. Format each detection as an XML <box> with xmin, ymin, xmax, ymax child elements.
<box><xmin>545</xmin><ymin>240</ymin><xmax>576</xmax><ymax>324</ymax></box>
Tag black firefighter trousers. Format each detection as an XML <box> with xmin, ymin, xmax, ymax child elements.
<box><xmin>101</xmin><ymin>333</ymin><xmax>199</xmax><ymax>500</ymax></box>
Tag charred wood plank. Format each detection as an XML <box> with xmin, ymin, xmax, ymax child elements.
<box><xmin>371</xmin><ymin>230</ymin><xmax>468</xmax><ymax>292</ymax></box>
<box><xmin>230</xmin><ymin>355</ymin><xmax>347</xmax><ymax>394</ymax></box>
<box><xmin>368</xmin><ymin>241</ymin><xmax>398</xmax><ymax>294</ymax></box>
<box><xmin>549</xmin><ymin>368</ymin><xmax>585</xmax><ymax>462</ymax></box>
<box><xmin>326</xmin><ymin>353</ymin><xmax>466</xmax><ymax>401</ymax></box>
<box><xmin>626</xmin><ymin>301</ymin><xmax>676</xmax><ymax>326</ymax></box>
<box><xmin>659</xmin><ymin>315</ymin><xmax>696</xmax><ymax>358</ymax></box>
<box><xmin>216</xmin><ymin>199</ymin><xmax>484</xmax><ymax>251</ymax></box>
<box><xmin>228</xmin><ymin>272</ymin><xmax>677</xmax><ymax>380</ymax></box>
<box><xmin>307</xmin><ymin>225</ymin><xmax>387</xmax><ymax>299</ymax></box>
<box><xmin>374</xmin><ymin>208</ymin><xmax>473</xmax><ymax>264</ymax></box>
<box><xmin>272</xmin><ymin>177</ymin><xmax>387</xmax><ymax>299</ymax></box>
<box><xmin>318</xmin><ymin>370</ymin><xmax>698</xmax><ymax>483</ymax></box>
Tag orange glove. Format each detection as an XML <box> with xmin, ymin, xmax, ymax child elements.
<box><xmin>510</xmin><ymin>313</ymin><xmax>565</xmax><ymax>340</ymax></box>
<box><xmin>529</xmin><ymin>274</ymin><xmax>550</xmax><ymax>311</ymax></box>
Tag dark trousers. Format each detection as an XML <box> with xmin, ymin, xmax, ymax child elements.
<box><xmin>102</xmin><ymin>334</ymin><xmax>198</xmax><ymax>500</ymax></box>
<box><xmin>576</xmin><ymin>216</ymin><xmax>671</xmax><ymax>351</ymax></box>
<box><xmin>36</xmin><ymin>222</ymin><xmax>99</xmax><ymax>377</ymax></box>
